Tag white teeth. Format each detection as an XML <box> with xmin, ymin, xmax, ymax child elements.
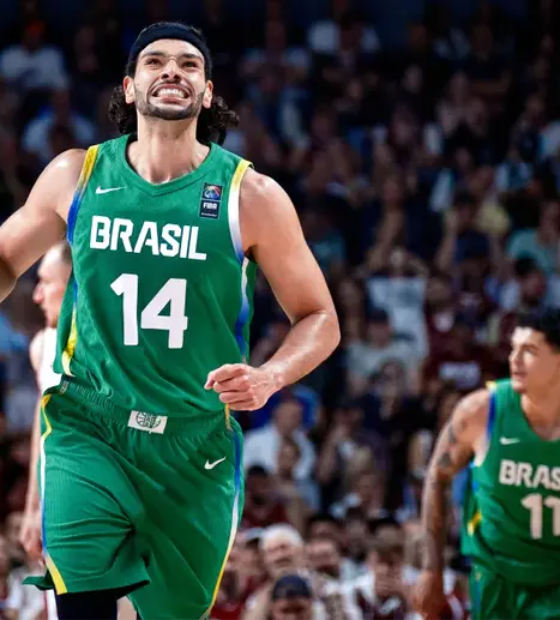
<box><xmin>155</xmin><ymin>88</ymin><xmax>185</xmax><ymax>98</ymax></box>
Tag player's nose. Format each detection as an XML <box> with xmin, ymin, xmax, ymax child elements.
<box><xmin>33</xmin><ymin>284</ymin><xmax>43</xmax><ymax>304</ymax></box>
<box><xmin>160</xmin><ymin>60</ymin><xmax>181</xmax><ymax>81</ymax></box>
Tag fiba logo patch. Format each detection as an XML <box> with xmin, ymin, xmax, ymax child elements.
<box><xmin>200</xmin><ymin>183</ymin><xmax>223</xmax><ymax>219</ymax></box>
<box><xmin>136</xmin><ymin>412</ymin><xmax>161</xmax><ymax>430</ymax></box>
<box><xmin>203</xmin><ymin>184</ymin><xmax>222</xmax><ymax>201</ymax></box>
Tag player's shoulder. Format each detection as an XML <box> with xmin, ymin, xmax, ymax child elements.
<box><xmin>240</xmin><ymin>167</ymin><xmax>285</xmax><ymax>205</ymax></box>
<box><xmin>36</xmin><ymin>148</ymin><xmax>88</xmax><ymax>195</ymax></box>
<box><xmin>238</xmin><ymin>168</ymin><xmax>299</xmax><ymax>250</ymax></box>
<box><xmin>452</xmin><ymin>388</ymin><xmax>491</xmax><ymax>434</ymax></box>
<box><xmin>45</xmin><ymin>148</ymin><xmax>88</xmax><ymax>177</ymax></box>
<box><xmin>239</xmin><ymin>168</ymin><xmax>296</xmax><ymax>227</ymax></box>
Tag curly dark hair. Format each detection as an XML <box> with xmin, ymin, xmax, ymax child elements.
<box><xmin>107</xmin><ymin>85</ymin><xmax>239</xmax><ymax>146</ymax></box>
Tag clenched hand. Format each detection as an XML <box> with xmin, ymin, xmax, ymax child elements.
<box><xmin>205</xmin><ymin>363</ymin><xmax>279</xmax><ymax>411</ymax></box>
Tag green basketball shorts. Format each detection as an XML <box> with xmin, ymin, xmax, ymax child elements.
<box><xmin>24</xmin><ymin>379</ymin><xmax>244</xmax><ymax>620</ymax></box>
<box><xmin>470</xmin><ymin>564</ymin><xmax>560</xmax><ymax>619</ymax></box>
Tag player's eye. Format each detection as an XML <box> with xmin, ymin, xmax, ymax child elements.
<box><xmin>146</xmin><ymin>58</ymin><xmax>160</xmax><ymax>66</ymax></box>
<box><xmin>183</xmin><ymin>61</ymin><xmax>197</xmax><ymax>68</ymax></box>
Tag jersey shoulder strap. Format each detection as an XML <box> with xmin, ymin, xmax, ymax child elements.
<box><xmin>67</xmin><ymin>144</ymin><xmax>100</xmax><ymax>244</ymax></box>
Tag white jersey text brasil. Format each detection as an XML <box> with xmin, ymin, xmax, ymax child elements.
<box><xmin>90</xmin><ymin>216</ymin><xmax>207</xmax><ymax>260</ymax></box>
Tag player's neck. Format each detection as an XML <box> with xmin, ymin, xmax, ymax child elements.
<box><xmin>522</xmin><ymin>388</ymin><xmax>560</xmax><ymax>426</ymax></box>
<box><xmin>129</xmin><ymin>120</ymin><xmax>210</xmax><ymax>184</ymax></box>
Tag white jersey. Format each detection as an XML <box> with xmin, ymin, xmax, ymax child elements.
<box><xmin>37</xmin><ymin>328</ymin><xmax>60</xmax><ymax>393</ymax></box>
<box><xmin>36</xmin><ymin>327</ymin><xmax>60</xmax><ymax>620</ymax></box>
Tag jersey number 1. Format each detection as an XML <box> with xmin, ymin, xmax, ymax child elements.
<box><xmin>522</xmin><ymin>493</ymin><xmax>560</xmax><ymax>539</ymax></box>
<box><xmin>111</xmin><ymin>274</ymin><xmax>188</xmax><ymax>349</ymax></box>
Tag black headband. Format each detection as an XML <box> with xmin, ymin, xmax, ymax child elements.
<box><xmin>127</xmin><ymin>22</ymin><xmax>212</xmax><ymax>79</ymax></box>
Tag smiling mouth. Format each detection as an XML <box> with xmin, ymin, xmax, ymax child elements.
<box><xmin>151</xmin><ymin>86</ymin><xmax>189</xmax><ymax>101</ymax></box>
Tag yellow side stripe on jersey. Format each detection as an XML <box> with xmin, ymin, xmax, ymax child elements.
<box><xmin>468</xmin><ymin>510</ymin><xmax>482</xmax><ymax>535</ymax></box>
<box><xmin>225</xmin><ymin>404</ymin><xmax>231</xmax><ymax>430</ymax></box>
<box><xmin>45</xmin><ymin>553</ymin><xmax>67</xmax><ymax>595</ymax></box>
<box><xmin>61</xmin><ymin>308</ymin><xmax>77</xmax><ymax>376</ymax></box>
<box><xmin>207</xmin><ymin>491</ymin><xmax>239</xmax><ymax>615</ymax></box>
<box><xmin>486</xmin><ymin>381</ymin><xmax>496</xmax><ymax>391</ymax></box>
<box><xmin>204</xmin><ymin>433</ymin><xmax>242</xmax><ymax>620</ymax></box>
<box><xmin>39</xmin><ymin>396</ymin><xmax>68</xmax><ymax>595</ymax></box>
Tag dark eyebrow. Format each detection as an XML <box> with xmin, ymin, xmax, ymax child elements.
<box><xmin>140</xmin><ymin>50</ymin><xmax>204</xmax><ymax>64</ymax></box>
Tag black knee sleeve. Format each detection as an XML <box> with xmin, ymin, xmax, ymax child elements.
<box><xmin>55</xmin><ymin>587</ymin><xmax>131</xmax><ymax>620</ymax></box>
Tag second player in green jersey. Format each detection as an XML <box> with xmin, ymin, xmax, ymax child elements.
<box><xmin>416</xmin><ymin>309</ymin><xmax>560</xmax><ymax>620</ymax></box>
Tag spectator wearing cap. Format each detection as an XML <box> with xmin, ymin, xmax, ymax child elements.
<box><xmin>269</xmin><ymin>572</ymin><xmax>349</xmax><ymax>620</ymax></box>
<box><xmin>270</xmin><ymin>574</ymin><xmax>314</xmax><ymax>620</ymax></box>
<box><xmin>244</xmin><ymin>398</ymin><xmax>316</xmax><ymax>481</ymax></box>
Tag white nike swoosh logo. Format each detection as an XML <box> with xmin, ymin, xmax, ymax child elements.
<box><xmin>500</xmin><ymin>437</ymin><xmax>520</xmax><ymax>445</ymax></box>
<box><xmin>96</xmin><ymin>185</ymin><xmax>125</xmax><ymax>194</ymax></box>
<box><xmin>205</xmin><ymin>457</ymin><xmax>226</xmax><ymax>470</ymax></box>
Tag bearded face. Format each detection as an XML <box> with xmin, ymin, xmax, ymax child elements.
<box><xmin>124</xmin><ymin>38</ymin><xmax>213</xmax><ymax>125</ymax></box>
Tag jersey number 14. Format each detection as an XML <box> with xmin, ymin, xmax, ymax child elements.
<box><xmin>111</xmin><ymin>274</ymin><xmax>188</xmax><ymax>349</ymax></box>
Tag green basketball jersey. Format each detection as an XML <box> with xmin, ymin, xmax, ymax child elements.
<box><xmin>462</xmin><ymin>379</ymin><xmax>560</xmax><ymax>586</ymax></box>
<box><xmin>54</xmin><ymin>134</ymin><xmax>257</xmax><ymax>417</ymax></box>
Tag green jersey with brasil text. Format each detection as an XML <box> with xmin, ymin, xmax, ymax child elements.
<box><xmin>462</xmin><ymin>379</ymin><xmax>560</xmax><ymax>586</ymax></box>
<box><xmin>54</xmin><ymin>134</ymin><xmax>257</xmax><ymax>417</ymax></box>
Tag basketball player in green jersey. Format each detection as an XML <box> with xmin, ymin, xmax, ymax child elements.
<box><xmin>0</xmin><ymin>22</ymin><xmax>340</xmax><ymax>620</ymax></box>
<box><xmin>415</xmin><ymin>308</ymin><xmax>560</xmax><ymax>619</ymax></box>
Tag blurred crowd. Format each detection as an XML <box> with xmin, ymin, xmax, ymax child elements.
<box><xmin>1</xmin><ymin>0</ymin><xmax>559</xmax><ymax>618</ymax></box>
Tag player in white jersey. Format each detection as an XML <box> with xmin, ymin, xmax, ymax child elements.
<box><xmin>18</xmin><ymin>243</ymin><xmax>139</xmax><ymax>620</ymax></box>
<box><xmin>19</xmin><ymin>243</ymin><xmax>71</xmax><ymax>620</ymax></box>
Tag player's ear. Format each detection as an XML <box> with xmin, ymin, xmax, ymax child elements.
<box><xmin>123</xmin><ymin>76</ymin><xmax>135</xmax><ymax>105</ymax></box>
<box><xmin>203</xmin><ymin>80</ymin><xmax>213</xmax><ymax>110</ymax></box>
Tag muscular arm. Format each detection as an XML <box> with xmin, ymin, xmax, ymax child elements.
<box><xmin>421</xmin><ymin>389</ymin><xmax>489</xmax><ymax>572</ymax></box>
<box><xmin>240</xmin><ymin>170</ymin><xmax>340</xmax><ymax>390</ymax></box>
<box><xmin>0</xmin><ymin>149</ymin><xmax>84</xmax><ymax>302</ymax></box>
